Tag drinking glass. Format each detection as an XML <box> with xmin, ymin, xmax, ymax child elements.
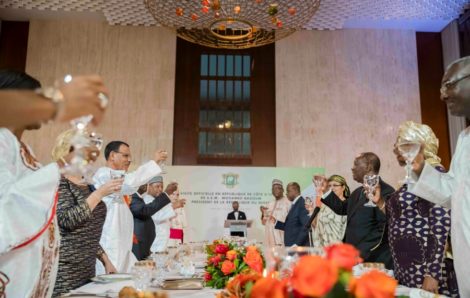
<box><xmin>313</xmin><ymin>176</ymin><xmax>323</xmax><ymax>189</ymax></box>
<box><xmin>158</xmin><ymin>150</ymin><xmax>168</xmax><ymax>174</ymax></box>
<box><xmin>396</xmin><ymin>141</ymin><xmax>421</xmax><ymax>186</ymax></box>
<box><xmin>261</xmin><ymin>206</ymin><xmax>269</xmax><ymax>221</ymax></box>
<box><xmin>152</xmin><ymin>252</ymin><xmax>169</xmax><ymax>286</ymax></box>
<box><xmin>266</xmin><ymin>246</ymin><xmax>322</xmax><ymax>280</ymax></box>
<box><xmin>59</xmin><ymin>75</ymin><xmax>104</xmax><ymax>177</ymax></box>
<box><xmin>131</xmin><ymin>265</ymin><xmax>151</xmax><ymax>291</ymax></box>
<box><xmin>110</xmin><ymin>170</ymin><xmax>125</xmax><ymax>194</ymax></box>
<box><xmin>89</xmin><ymin>132</ymin><xmax>104</xmax><ymax>150</ymax></box>
<box><xmin>363</xmin><ymin>174</ymin><xmax>379</xmax><ymax>207</ymax></box>
<box><xmin>110</xmin><ymin>170</ymin><xmax>125</xmax><ymax>180</ymax></box>
<box><xmin>305</xmin><ymin>197</ymin><xmax>313</xmax><ymax>207</ymax></box>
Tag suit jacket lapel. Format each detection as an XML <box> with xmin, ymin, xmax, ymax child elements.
<box><xmin>285</xmin><ymin>198</ymin><xmax>298</xmax><ymax>221</ymax></box>
<box><xmin>347</xmin><ymin>189</ymin><xmax>366</xmax><ymax>222</ymax></box>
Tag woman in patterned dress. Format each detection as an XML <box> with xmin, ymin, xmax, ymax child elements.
<box><xmin>373</xmin><ymin>121</ymin><xmax>458</xmax><ymax>296</ymax></box>
<box><xmin>50</xmin><ymin>130</ymin><xmax>124</xmax><ymax>297</ymax></box>
<box><xmin>312</xmin><ymin>175</ymin><xmax>349</xmax><ymax>248</ymax></box>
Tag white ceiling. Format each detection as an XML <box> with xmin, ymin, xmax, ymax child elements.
<box><xmin>0</xmin><ymin>0</ymin><xmax>468</xmax><ymax>32</ymax></box>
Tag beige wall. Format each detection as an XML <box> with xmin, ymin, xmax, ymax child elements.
<box><xmin>24</xmin><ymin>20</ymin><xmax>176</xmax><ymax>169</ymax></box>
<box><xmin>276</xmin><ymin>29</ymin><xmax>421</xmax><ymax>187</ymax></box>
<box><xmin>23</xmin><ymin>21</ymin><xmax>421</xmax><ymax>187</ymax></box>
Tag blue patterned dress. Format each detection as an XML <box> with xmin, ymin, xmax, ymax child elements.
<box><xmin>387</xmin><ymin>179</ymin><xmax>459</xmax><ymax>297</ymax></box>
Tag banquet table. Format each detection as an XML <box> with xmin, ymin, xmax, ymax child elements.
<box><xmin>65</xmin><ymin>280</ymin><xmax>219</xmax><ymax>297</ymax></box>
<box><xmin>66</xmin><ymin>279</ymin><xmax>446</xmax><ymax>298</ymax></box>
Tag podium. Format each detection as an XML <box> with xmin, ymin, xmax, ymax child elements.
<box><xmin>224</xmin><ymin>220</ymin><xmax>253</xmax><ymax>237</ymax></box>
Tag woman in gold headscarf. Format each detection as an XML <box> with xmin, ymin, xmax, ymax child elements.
<box><xmin>375</xmin><ymin>121</ymin><xmax>458</xmax><ymax>296</ymax></box>
<box><xmin>311</xmin><ymin>174</ymin><xmax>349</xmax><ymax>247</ymax></box>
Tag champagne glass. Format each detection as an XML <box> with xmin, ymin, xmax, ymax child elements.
<box><xmin>110</xmin><ymin>170</ymin><xmax>125</xmax><ymax>194</ymax></box>
<box><xmin>267</xmin><ymin>246</ymin><xmax>321</xmax><ymax>279</ymax></box>
<box><xmin>60</xmin><ymin>74</ymin><xmax>102</xmax><ymax>177</ymax></box>
<box><xmin>61</xmin><ymin>115</ymin><xmax>93</xmax><ymax>176</ymax></box>
<box><xmin>304</xmin><ymin>197</ymin><xmax>314</xmax><ymax>213</ymax></box>
<box><xmin>305</xmin><ymin>197</ymin><xmax>312</xmax><ymax>205</ymax></box>
<box><xmin>152</xmin><ymin>252</ymin><xmax>169</xmax><ymax>286</ymax></box>
<box><xmin>313</xmin><ymin>176</ymin><xmax>323</xmax><ymax>189</ymax></box>
<box><xmin>158</xmin><ymin>150</ymin><xmax>168</xmax><ymax>174</ymax></box>
<box><xmin>313</xmin><ymin>175</ymin><xmax>326</xmax><ymax>198</ymax></box>
<box><xmin>110</xmin><ymin>170</ymin><xmax>125</xmax><ymax>180</ymax></box>
<box><xmin>396</xmin><ymin>141</ymin><xmax>421</xmax><ymax>186</ymax></box>
<box><xmin>89</xmin><ymin>132</ymin><xmax>104</xmax><ymax>150</ymax></box>
<box><xmin>363</xmin><ymin>174</ymin><xmax>379</xmax><ymax>207</ymax></box>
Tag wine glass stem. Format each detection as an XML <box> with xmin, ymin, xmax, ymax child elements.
<box><xmin>405</xmin><ymin>160</ymin><xmax>412</xmax><ymax>182</ymax></box>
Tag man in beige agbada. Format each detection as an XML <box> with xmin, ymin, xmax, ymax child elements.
<box><xmin>261</xmin><ymin>179</ymin><xmax>290</xmax><ymax>247</ymax></box>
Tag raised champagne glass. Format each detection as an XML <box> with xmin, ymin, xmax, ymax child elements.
<box><xmin>397</xmin><ymin>141</ymin><xmax>421</xmax><ymax>186</ymax></box>
<box><xmin>363</xmin><ymin>174</ymin><xmax>379</xmax><ymax>207</ymax></box>
<box><xmin>60</xmin><ymin>75</ymin><xmax>104</xmax><ymax>178</ymax></box>
<box><xmin>158</xmin><ymin>150</ymin><xmax>168</xmax><ymax>174</ymax></box>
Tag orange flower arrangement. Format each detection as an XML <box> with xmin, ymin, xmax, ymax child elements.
<box><xmin>325</xmin><ymin>243</ymin><xmax>363</xmax><ymax>271</ymax></box>
<box><xmin>216</xmin><ymin>243</ymin><xmax>397</xmax><ymax>298</ymax></box>
<box><xmin>291</xmin><ymin>256</ymin><xmax>339</xmax><ymax>297</ymax></box>
<box><xmin>250</xmin><ymin>277</ymin><xmax>287</xmax><ymax>298</ymax></box>
<box><xmin>221</xmin><ymin>260</ymin><xmax>236</xmax><ymax>275</ymax></box>
<box><xmin>246</xmin><ymin>246</ymin><xmax>258</xmax><ymax>252</ymax></box>
<box><xmin>243</xmin><ymin>249</ymin><xmax>263</xmax><ymax>274</ymax></box>
<box><xmin>349</xmin><ymin>270</ymin><xmax>398</xmax><ymax>298</ymax></box>
<box><xmin>205</xmin><ymin>240</ymin><xmax>265</xmax><ymax>289</ymax></box>
<box><xmin>226</xmin><ymin>250</ymin><xmax>238</xmax><ymax>261</ymax></box>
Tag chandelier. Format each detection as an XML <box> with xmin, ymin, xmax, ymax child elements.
<box><xmin>144</xmin><ymin>0</ymin><xmax>321</xmax><ymax>49</ymax></box>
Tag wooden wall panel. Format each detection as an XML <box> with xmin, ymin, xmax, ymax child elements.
<box><xmin>0</xmin><ymin>21</ymin><xmax>29</xmax><ymax>71</ymax></box>
<box><xmin>23</xmin><ymin>20</ymin><xmax>176</xmax><ymax>170</ymax></box>
<box><xmin>275</xmin><ymin>29</ymin><xmax>421</xmax><ymax>188</ymax></box>
<box><xmin>416</xmin><ymin>32</ymin><xmax>451</xmax><ymax>169</ymax></box>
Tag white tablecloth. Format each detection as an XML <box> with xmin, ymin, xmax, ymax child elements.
<box><xmin>67</xmin><ymin>280</ymin><xmax>450</xmax><ymax>298</ymax></box>
<box><xmin>67</xmin><ymin>280</ymin><xmax>219</xmax><ymax>297</ymax></box>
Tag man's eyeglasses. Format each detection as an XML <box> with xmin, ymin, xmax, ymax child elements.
<box><xmin>115</xmin><ymin>151</ymin><xmax>131</xmax><ymax>159</ymax></box>
<box><xmin>441</xmin><ymin>73</ymin><xmax>470</xmax><ymax>98</ymax></box>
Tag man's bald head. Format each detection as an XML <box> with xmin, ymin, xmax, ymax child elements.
<box><xmin>440</xmin><ymin>57</ymin><xmax>470</xmax><ymax>118</ymax></box>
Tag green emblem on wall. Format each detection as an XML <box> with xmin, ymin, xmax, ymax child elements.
<box><xmin>222</xmin><ymin>173</ymin><xmax>239</xmax><ymax>188</ymax></box>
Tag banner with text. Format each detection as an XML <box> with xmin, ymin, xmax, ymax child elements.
<box><xmin>163</xmin><ymin>166</ymin><xmax>324</xmax><ymax>243</ymax></box>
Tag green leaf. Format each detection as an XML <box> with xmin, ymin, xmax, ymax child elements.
<box><xmin>338</xmin><ymin>271</ymin><xmax>352</xmax><ymax>285</ymax></box>
<box><xmin>324</xmin><ymin>282</ymin><xmax>349</xmax><ymax>298</ymax></box>
<box><xmin>245</xmin><ymin>281</ymin><xmax>254</xmax><ymax>298</ymax></box>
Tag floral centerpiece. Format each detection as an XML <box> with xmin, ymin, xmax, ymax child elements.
<box><xmin>204</xmin><ymin>239</ymin><xmax>265</xmax><ymax>289</ymax></box>
<box><xmin>217</xmin><ymin>243</ymin><xmax>398</xmax><ymax>298</ymax></box>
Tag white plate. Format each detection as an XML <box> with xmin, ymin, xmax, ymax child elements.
<box><xmin>91</xmin><ymin>273</ymin><xmax>132</xmax><ymax>283</ymax></box>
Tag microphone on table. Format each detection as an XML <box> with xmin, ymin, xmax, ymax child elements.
<box><xmin>305</xmin><ymin>206</ymin><xmax>321</xmax><ymax>229</ymax></box>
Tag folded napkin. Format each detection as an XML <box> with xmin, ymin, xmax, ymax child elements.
<box><xmin>162</xmin><ymin>278</ymin><xmax>204</xmax><ymax>290</ymax></box>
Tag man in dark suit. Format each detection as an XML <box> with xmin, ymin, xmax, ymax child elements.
<box><xmin>130</xmin><ymin>178</ymin><xmax>181</xmax><ymax>260</ymax></box>
<box><xmin>227</xmin><ymin>201</ymin><xmax>247</xmax><ymax>237</ymax></box>
<box><xmin>273</xmin><ymin>182</ymin><xmax>311</xmax><ymax>246</ymax></box>
<box><xmin>319</xmin><ymin>152</ymin><xmax>394</xmax><ymax>269</ymax></box>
